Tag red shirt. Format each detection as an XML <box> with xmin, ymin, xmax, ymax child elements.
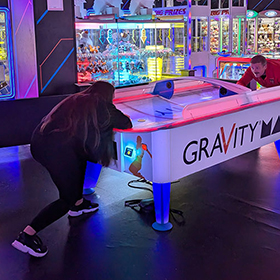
<box><xmin>237</xmin><ymin>59</ymin><xmax>280</xmax><ymax>88</ymax></box>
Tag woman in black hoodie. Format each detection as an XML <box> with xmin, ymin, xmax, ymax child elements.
<box><xmin>12</xmin><ymin>81</ymin><xmax>132</xmax><ymax>257</ymax></box>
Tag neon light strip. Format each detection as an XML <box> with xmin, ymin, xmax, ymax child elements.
<box><xmin>39</xmin><ymin>38</ymin><xmax>73</xmax><ymax>91</ymax></box>
<box><xmin>252</xmin><ymin>0</ymin><xmax>263</xmax><ymax>10</ymax></box>
<box><xmin>188</xmin><ymin>9</ymin><xmax>191</xmax><ymax>69</ymax></box>
<box><xmin>99</xmin><ymin>30</ymin><xmax>103</xmax><ymax>44</ymax></box>
<box><xmin>0</xmin><ymin>8</ymin><xmax>15</xmax><ymax>99</ymax></box>
<box><xmin>172</xmin><ymin>27</ymin><xmax>175</xmax><ymax>51</ymax></box>
<box><xmin>132</xmin><ymin>29</ymin><xmax>136</xmax><ymax>43</ymax></box>
<box><xmin>41</xmin><ymin>47</ymin><xmax>74</xmax><ymax>93</ymax></box>
<box><xmin>238</xmin><ymin>18</ymin><xmax>241</xmax><ymax>55</ymax></box>
<box><xmin>220</xmin><ymin>20</ymin><xmax>223</xmax><ymax>52</ymax></box>
<box><xmin>10</xmin><ymin>0</ymin><xmax>20</xmax><ymax>99</ymax></box>
<box><xmin>36</xmin><ymin>9</ymin><xmax>48</xmax><ymax>25</ymax></box>
<box><xmin>217</xmin><ymin>56</ymin><xmax>251</xmax><ymax>63</ymax></box>
<box><xmin>24</xmin><ymin>74</ymin><xmax>36</xmax><ymax>98</ymax></box>
<box><xmin>15</xmin><ymin>0</ymin><xmax>32</xmax><ymax>34</ymax></box>
<box><xmin>168</xmin><ymin>28</ymin><xmax>171</xmax><ymax>41</ymax></box>
<box><xmin>263</xmin><ymin>0</ymin><xmax>275</xmax><ymax>11</ymax></box>
<box><xmin>106</xmin><ymin>29</ymin><xmax>112</xmax><ymax>44</ymax></box>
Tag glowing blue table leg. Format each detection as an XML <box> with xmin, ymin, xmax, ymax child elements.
<box><xmin>274</xmin><ymin>140</ymin><xmax>280</xmax><ymax>159</ymax></box>
<box><xmin>152</xmin><ymin>182</ymin><xmax>173</xmax><ymax>231</ymax></box>
<box><xmin>151</xmin><ymin>129</ymin><xmax>173</xmax><ymax>231</ymax></box>
<box><xmin>83</xmin><ymin>162</ymin><xmax>102</xmax><ymax>195</ymax></box>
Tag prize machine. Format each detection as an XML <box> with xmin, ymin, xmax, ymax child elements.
<box><xmin>0</xmin><ymin>8</ymin><xmax>15</xmax><ymax>100</ymax></box>
<box><xmin>217</xmin><ymin>56</ymin><xmax>250</xmax><ymax>80</ymax></box>
<box><xmin>210</xmin><ymin>12</ymin><xmax>246</xmax><ymax>54</ymax></box>
<box><xmin>208</xmin><ymin>0</ymin><xmax>247</xmax><ymax>76</ymax></box>
<box><xmin>152</xmin><ymin>6</ymin><xmax>191</xmax><ymax>78</ymax></box>
<box><xmin>190</xmin><ymin>1</ymin><xmax>210</xmax><ymax>77</ymax></box>
<box><xmin>75</xmin><ymin>15</ymin><xmax>189</xmax><ymax>87</ymax></box>
<box><xmin>246</xmin><ymin>10</ymin><xmax>280</xmax><ymax>58</ymax></box>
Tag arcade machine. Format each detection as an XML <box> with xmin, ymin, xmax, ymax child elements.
<box><xmin>254</xmin><ymin>10</ymin><xmax>280</xmax><ymax>57</ymax></box>
<box><xmin>216</xmin><ymin>56</ymin><xmax>258</xmax><ymax>90</ymax></box>
<box><xmin>75</xmin><ymin>0</ymin><xmax>190</xmax><ymax>87</ymax></box>
<box><xmin>208</xmin><ymin>0</ymin><xmax>247</xmax><ymax>77</ymax></box>
<box><xmin>0</xmin><ymin>8</ymin><xmax>15</xmax><ymax>100</ymax></box>
<box><xmin>190</xmin><ymin>0</ymin><xmax>209</xmax><ymax>77</ymax></box>
<box><xmin>75</xmin><ymin>15</ymin><xmax>188</xmax><ymax>87</ymax></box>
<box><xmin>152</xmin><ymin>5</ymin><xmax>191</xmax><ymax>78</ymax></box>
<box><xmin>210</xmin><ymin>11</ymin><xmax>246</xmax><ymax>55</ymax></box>
<box><xmin>246</xmin><ymin>9</ymin><xmax>280</xmax><ymax>57</ymax></box>
<box><xmin>112</xmin><ymin>77</ymin><xmax>280</xmax><ymax>231</ymax></box>
<box><xmin>87</xmin><ymin>76</ymin><xmax>280</xmax><ymax>231</ymax></box>
<box><xmin>216</xmin><ymin>56</ymin><xmax>250</xmax><ymax>81</ymax></box>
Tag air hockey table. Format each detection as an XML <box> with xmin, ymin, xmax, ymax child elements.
<box><xmin>88</xmin><ymin>77</ymin><xmax>280</xmax><ymax>231</ymax></box>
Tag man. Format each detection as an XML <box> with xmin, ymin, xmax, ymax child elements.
<box><xmin>237</xmin><ymin>55</ymin><xmax>280</xmax><ymax>88</ymax></box>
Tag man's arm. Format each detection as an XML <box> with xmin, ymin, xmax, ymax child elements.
<box><xmin>237</xmin><ymin>67</ymin><xmax>255</xmax><ymax>87</ymax></box>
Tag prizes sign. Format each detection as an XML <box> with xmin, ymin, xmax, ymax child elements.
<box><xmin>153</xmin><ymin>6</ymin><xmax>189</xmax><ymax>16</ymax></box>
<box><xmin>210</xmin><ymin>9</ymin><xmax>229</xmax><ymax>16</ymax></box>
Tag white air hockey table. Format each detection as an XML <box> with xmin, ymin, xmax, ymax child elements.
<box><xmin>88</xmin><ymin>77</ymin><xmax>280</xmax><ymax>231</ymax></box>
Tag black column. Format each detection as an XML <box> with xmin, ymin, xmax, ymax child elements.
<box><xmin>33</xmin><ymin>0</ymin><xmax>77</xmax><ymax>96</ymax></box>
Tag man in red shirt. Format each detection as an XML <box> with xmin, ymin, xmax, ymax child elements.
<box><xmin>237</xmin><ymin>55</ymin><xmax>280</xmax><ymax>88</ymax></box>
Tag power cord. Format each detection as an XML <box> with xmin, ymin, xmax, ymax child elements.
<box><xmin>125</xmin><ymin>179</ymin><xmax>185</xmax><ymax>226</ymax></box>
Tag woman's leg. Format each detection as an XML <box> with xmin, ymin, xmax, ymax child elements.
<box><xmin>12</xmin><ymin>154</ymin><xmax>88</xmax><ymax>257</ymax></box>
<box><xmin>29</xmin><ymin>157</ymin><xmax>87</xmax><ymax>233</ymax></box>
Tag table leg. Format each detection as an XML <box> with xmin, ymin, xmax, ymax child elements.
<box><xmin>83</xmin><ymin>162</ymin><xmax>102</xmax><ymax>195</ymax></box>
<box><xmin>152</xmin><ymin>182</ymin><xmax>173</xmax><ymax>231</ymax></box>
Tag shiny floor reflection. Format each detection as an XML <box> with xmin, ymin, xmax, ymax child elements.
<box><xmin>1</xmin><ymin>144</ymin><xmax>280</xmax><ymax>280</ymax></box>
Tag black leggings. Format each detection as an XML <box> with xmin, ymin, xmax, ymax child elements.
<box><xmin>29</xmin><ymin>139</ymin><xmax>87</xmax><ymax>233</ymax></box>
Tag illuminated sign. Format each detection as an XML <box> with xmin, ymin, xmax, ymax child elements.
<box><xmin>246</xmin><ymin>10</ymin><xmax>258</xmax><ymax>19</ymax></box>
<box><xmin>153</xmin><ymin>6</ymin><xmax>189</xmax><ymax>16</ymax></box>
<box><xmin>265</xmin><ymin>10</ymin><xmax>277</xmax><ymax>17</ymax></box>
<box><xmin>210</xmin><ymin>10</ymin><xmax>229</xmax><ymax>16</ymax></box>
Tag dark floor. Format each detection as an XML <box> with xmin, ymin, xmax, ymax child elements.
<box><xmin>1</xmin><ymin>143</ymin><xmax>280</xmax><ymax>280</ymax></box>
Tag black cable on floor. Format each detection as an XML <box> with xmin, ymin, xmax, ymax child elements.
<box><xmin>125</xmin><ymin>179</ymin><xmax>185</xmax><ymax>226</ymax></box>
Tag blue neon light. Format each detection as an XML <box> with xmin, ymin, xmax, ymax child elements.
<box><xmin>252</xmin><ymin>0</ymin><xmax>263</xmax><ymax>10</ymax></box>
<box><xmin>193</xmin><ymin>65</ymin><xmax>207</xmax><ymax>77</ymax></box>
<box><xmin>275</xmin><ymin>139</ymin><xmax>280</xmax><ymax>158</ymax></box>
<box><xmin>41</xmin><ymin>47</ymin><xmax>74</xmax><ymax>93</ymax></box>
<box><xmin>99</xmin><ymin>30</ymin><xmax>105</xmax><ymax>44</ymax></box>
<box><xmin>24</xmin><ymin>74</ymin><xmax>36</xmax><ymax>98</ymax></box>
<box><xmin>86</xmin><ymin>8</ymin><xmax>95</xmax><ymax>16</ymax></box>
<box><xmin>0</xmin><ymin>7</ymin><xmax>15</xmax><ymax>100</ymax></box>
<box><xmin>263</xmin><ymin>3</ymin><xmax>276</xmax><ymax>13</ymax></box>
<box><xmin>37</xmin><ymin>10</ymin><xmax>48</xmax><ymax>25</ymax></box>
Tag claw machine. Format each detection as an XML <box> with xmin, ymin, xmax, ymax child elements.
<box><xmin>210</xmin><ymin>10</ymin><xmax>246</xmax><ymax>54</ymax></box>
<box><xmin>257</xmin><ymin>10</ymin><xmax>280</xmax><ymax>56</ymax></box>
<box><xmin>208</xmin><ymin>0</ymin><xmax>247</xmax><ymax>77</ymax></box>
<box><xmin>246</xmin><ymin>10</ymin><xmax>280</xmax><ymax>56</ymax></box>
<box><xmin>190</xmin><ymin>1</ymin><xmax>210</xmax><ymax>77</ymax></box>
<box><xmin>0</xmin><ymin>8</ymin><xmax>15</xmax><ymax>100</ymax></box>
<box><xmin>75</xmin><ymin>13</ymin><xmax>190</xmax><ymax>87</ymax></box>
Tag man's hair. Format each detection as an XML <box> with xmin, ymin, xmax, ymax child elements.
<box><xmin>251</xmin><ymin>55</ymin><xmax>267</xmax><ymax>66</ymax></box>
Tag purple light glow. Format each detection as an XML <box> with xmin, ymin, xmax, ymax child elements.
<box><xmin>10</xmin><ymin>0</ymin><xmax>38</xmax><ymax>99</ymax></box>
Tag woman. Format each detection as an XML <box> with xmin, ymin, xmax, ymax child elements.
<box><xmin>12</xmin><ymin>81</ymin><xmax>132</xmax><ymax>257</ymax></box>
